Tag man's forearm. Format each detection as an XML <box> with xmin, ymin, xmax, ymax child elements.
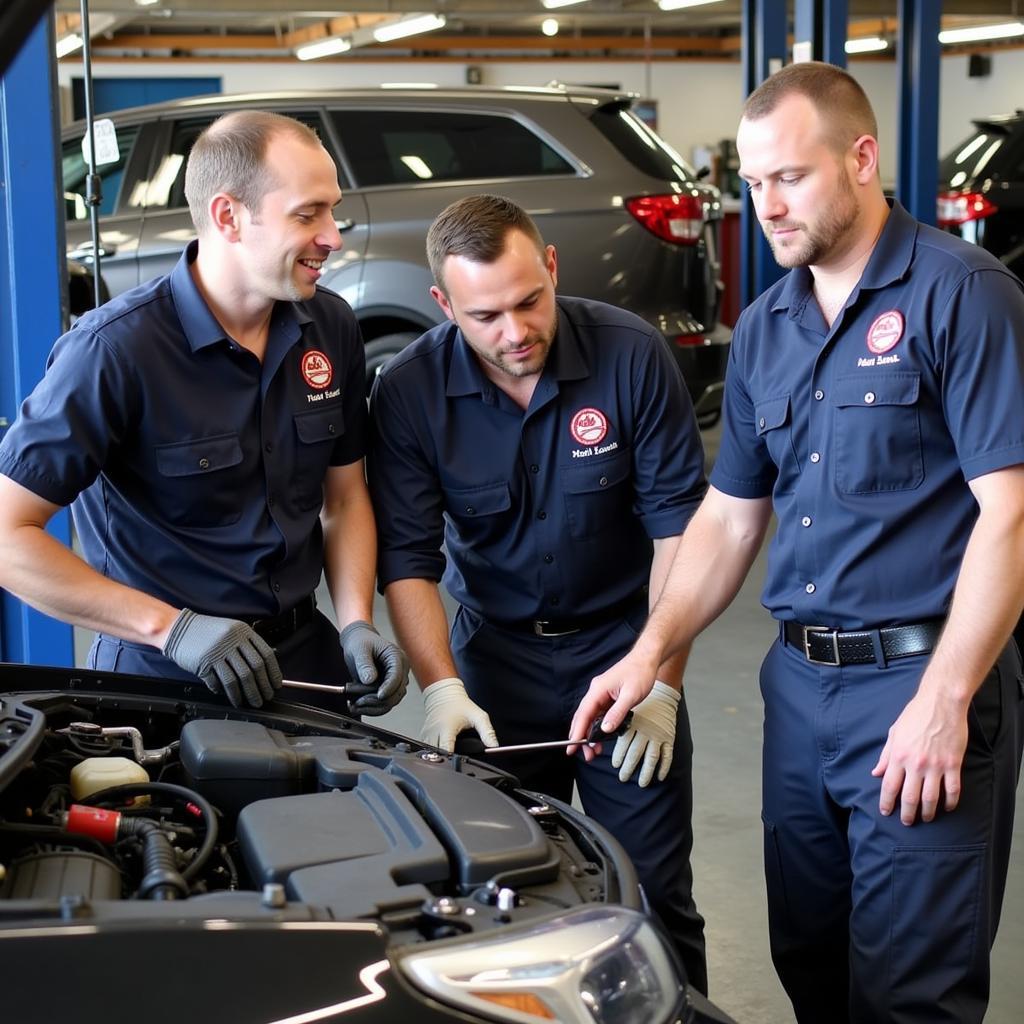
<box><xmin>384</xmin><ymin>577</ymin><xmax>459</xmax><ymax>688</ymax></box>
<box><xmin>0</xmin><ymin>522</ymin><xmax>178</xmax><ymax>645</ymax></box>
<box><xmin>650</xmin><ymin>535</ymin><xmax>688</xmax><ymax>687</ymax></box>
<box><xmin>321</xmin><ymin>466</ymin><xmax>377</xmax><ymax>627</ymax></box>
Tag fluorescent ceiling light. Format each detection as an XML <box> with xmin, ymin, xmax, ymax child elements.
<box><xmin>845</xmin><ymin>37</ymin><xmax>888</xmax><ymax>54</ymax></box>
<box><xmin>295</xmin><ymin>36</ymin><xmax>351</xmax><ymax>60</ymax></box>
<box><xmin>55</xmin><ymin>33</ymin><xmax>84</xmax><ymax>57</ymax></box>
<box><xmin>657</xmin><ymin>0</ymin><xmax>724</xmax><ymax>10</ymax></box>
<box><xmin>373</xmin><ymin>14</ymin><xmax>447</xmax><ymax>44</ymax></box>
<box><xmin>542</xmin><ymin>18</ymin><xmax>559</xmax><ymax>36</ymax></box>
<box><xmin>541</xmin><ymin>0</ymin><xmax>589</xmax><ymax>8</ymax></box>
<box><xmin>938</xmin><ymin>21</ymin><xmax>1024</xmax><ymax>44</ymax></box>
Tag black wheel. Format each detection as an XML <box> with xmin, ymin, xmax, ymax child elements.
<box><xmin>364</xmin><ymin>332</ymin><xmax>418</xmax><ymax>395</ymax></box>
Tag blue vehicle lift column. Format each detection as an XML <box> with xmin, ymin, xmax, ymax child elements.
<box><xmin>793</xmin><ymin>0</ymin><xmax>848</xmax><ymax>67</ymax></box>
<box><xmin>0</xmin><ymin>14</ymin><xmax>75</xmax><ymax>665</ymax></box>
<box><xmin>740</xmin><ymin>0</ymin><xmax>787</xmax><ymax>306</ymax></box>
<box><xmin>897</xmin><ymin>0</ymin><xmax>941</xmax><ymax>225</ymax></box>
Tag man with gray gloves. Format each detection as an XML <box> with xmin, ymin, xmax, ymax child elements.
<box><xmin>367</xmin><ymin>195</ymin><xmax>708</xmax><ymax>991</ymax></box>
<box><xmin>0</xmin><ymin>110</ymin><xmax>407</xmax><ymax>715</ymax></box>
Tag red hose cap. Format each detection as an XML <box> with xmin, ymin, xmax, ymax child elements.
<box><xmin>66</xmin><ymin>804</ymin><xmax>120</xmax><ymax>843</ymax></box>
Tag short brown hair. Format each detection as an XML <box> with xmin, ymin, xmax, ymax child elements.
<box><xmin>743</xmin><ymin>61</ymin><xmax>877</xmax><ymax>153</ymax></box>
<box><xmin>184</xmin><ymin>110</ymin><xmax>321</xmax><ymax>232</ymax></box>
<box><xmin>426</xmin><ymin>194</ymin><xmax>545</xmax><ymax>291</ymax></box>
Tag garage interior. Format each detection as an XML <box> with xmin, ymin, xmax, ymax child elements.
<box><xmin>3</xmin><ymin>1</ymin><xmax>1024</xmax><ymax>1021</ymax></box>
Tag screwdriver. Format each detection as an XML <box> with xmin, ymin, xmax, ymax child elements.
<box><xmin>280</xmin><ymin>678</ymin><xmax>377</xmax><ymax>697</ymax></box>
<box><xmin>481</xmin><ymin>711</ymin><xmax>633</xmax><ymax>755</ymax></box>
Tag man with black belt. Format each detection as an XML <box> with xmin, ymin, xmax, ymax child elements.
<box><xmin>0</xmin><ymin>111</ymin><xmax>406</xmax><ymax>714</ymax></box>
<box><xmin>366</xmin><ymin>194</ymin><xmax>709</xmax><ymax>992</ymax></box>
<box><xmin>571</xmin><ymin>63</ymin><xmax>1024</xmax><ymax>1023</ymax></box>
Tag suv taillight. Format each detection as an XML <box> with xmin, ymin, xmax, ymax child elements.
<box><xmin>936</xmin><ymin>191</ymin><xmax>998</xmax><ymax>227</ymax></box>
<box><xmin>626</xmin><ymin>194</ymin><xmax>704</xmax><ymax>244</ymax></box>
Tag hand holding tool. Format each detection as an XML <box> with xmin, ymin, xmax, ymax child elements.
<box><xmin>477</xmin><ymin>712</ymin><xmax>634</xmax><ymax>755</ymax></box>
<box><xmin>280</xmin><ymin>678</ymin><xmax>377</xmax><ymax>697</ymax></box>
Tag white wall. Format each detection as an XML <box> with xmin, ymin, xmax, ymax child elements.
<box><xmin>58</xmin><ymin>53</ymin><xmax>1023</xmax><ymax>188</ymax></box>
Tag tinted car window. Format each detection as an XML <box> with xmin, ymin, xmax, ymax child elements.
<box><xmin>62</xmin><ymin>124</ymin><xmax>141</xmax><ymax>220</ymax></box>
<box><xmin>591</xmin><ymin>104</ymin><xmax>697</xmax><ymax>183</ymax></box>
<box><xmin>939</xmin><ymin>128</ymin><xmax>1009</xmax><ymax>188</ymax></box>
<box><xmin>330</xmin><ymin>109</ymin><xmax>573</xmax><ymax>186</ymax></box>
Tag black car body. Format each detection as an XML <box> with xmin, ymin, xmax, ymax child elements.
<box><xmin>0</xmin><ymin>663</ymin><xmax>735</xmax><ymax>1024</ymax></box>
<box><xmin>938</xmin><ymin>110</ymin><xmax>1024</xmax><ymax>279</ymax></box>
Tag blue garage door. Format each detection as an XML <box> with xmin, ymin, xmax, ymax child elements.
<box><xmin>72</xmin><ymin>76</ymin><xmax>221</xmax><ymax>118</ymax></box>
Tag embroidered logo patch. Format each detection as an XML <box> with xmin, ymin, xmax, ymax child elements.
<box><xmin>570</xmin><ymin>407</ymin><xmax>609</xmax><ymax>446</ymax></box>
<box><xmin>866</xmin><ymin>311</ymin><xmax>904</xmax><ymax>355</ymax></box>
<box><xmin>301</xmin><ymin>350</ymin><xmax>333</xmax><ymax>390</ymax></box>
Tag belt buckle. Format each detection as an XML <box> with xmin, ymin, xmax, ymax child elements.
<box><xmin>532</xmin><ymin>620</ymin><xmax>579</xmax><ymax>638</ymax></box>
<box><xmin>803</xmin><ymin>625</ymin><xmax>840</xmax><ymax>666</ymax></box>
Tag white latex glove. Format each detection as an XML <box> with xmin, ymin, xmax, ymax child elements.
<box><xmin>420</xmin><ymin>677</ymin><xmax>499</xmax><ymax>752</ymax></box>
<box><xmin>611</xmin><ymin>681</ymin><xmax>680</xmax><ymax>787</ymax></box>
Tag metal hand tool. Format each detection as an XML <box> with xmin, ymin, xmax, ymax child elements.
<box><xmin>482</xmin><ymin>712</ymin><xmax>633</xmax><ymax>755</ymax></box>
<box><xmin>280</xmin><ymin>678</ymin><xmax>377</xmax><ymax>697</ymax></box>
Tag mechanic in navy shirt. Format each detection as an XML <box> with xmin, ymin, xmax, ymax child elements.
<box><xmin>0</xmin><ymin>111</ymin><xmax>407</xmax><ymax>714</ymax></box>
<box><xmin>572</xmin><ymin>63</ymin><xmax>1024</xmax><ymax>1024</ymax></box>
<box><xmin>367</xmin><ymin>194</ymin><xmax>709</xmax><ymax>991</ymax></box>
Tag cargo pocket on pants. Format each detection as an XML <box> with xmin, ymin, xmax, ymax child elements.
<box><xmin>889</xmin><ymin>845</ymin><xmax>984</xmax><ymax>993</ymax></box>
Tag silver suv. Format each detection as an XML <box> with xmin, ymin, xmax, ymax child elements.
<box><xmin>62</xmin><ymin>85</ymin><xmax>726</xmax><ymax>422</ymax></box>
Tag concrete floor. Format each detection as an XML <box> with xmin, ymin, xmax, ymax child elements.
<box><xmin>72</xmin><ymin>424</ymin><xmax>1024</xmax><ymax>1022</ymax></box>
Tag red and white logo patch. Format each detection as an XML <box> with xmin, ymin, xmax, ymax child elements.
<box><xmin>570</xmin><ymin>407</ymin><xmax>609</xmax><ymax>446</ymax></box>
<box><xmin>301</xmin><ymin>350</ymin><xmax>333</xmax><ymax>390</ymax></box>
<box><xmin>866</xmin><ymin>311</ymin><xmax>904</xmax><ymax>355</ymax></box>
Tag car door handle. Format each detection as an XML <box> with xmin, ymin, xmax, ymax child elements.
<box><xmin>335</xmin><ymin>218</ymin><xmax>355</xmax><ymax>232</ymax></box>
<box><xmin>69</xmin><ymin>244</ymin><xmax>118</xmax><ymax>259</ymax></box>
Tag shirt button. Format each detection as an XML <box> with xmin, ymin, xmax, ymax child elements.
<box><xmin>268</xmin><ymin>496</ymin><xmax>275</xmax><ymax>508</ymax></box>
<box><xmin>530</xmin><ymin>464</ymin><xmax>539</xmax><ymax>474</ymax></box>
<box><xmin>599</xmin><ymin>476</ymin><xmax>609</xmax><ymax>487</ymax></box>
<box><xmin>273</xmin><ymin>582</ymin><xmax>281</xmax><ymax>593</ymax></box>
<box><xmin>465</xmin><ymin>506</ymin><xmax>475</xmax><ymax>515</ymax></box>
<box><xmin>814</xmin><ymin>390</ymin><xmax>824</xmax><ymax>401</ymax></box>
<box><xmin>198</xmin><ymin>457</ymin><xmax>210</xmax><ymax>470</ymax></box>
<box><xmin>810</xmin><ymin>452</ymin><xmax>821</xmax><ymax>464</ymax></box>
<box><xmin>550</xmin><ymin>596</ymin><xmax>560</xmax><ymax>606</ymax></box>
<box><xmin>864</xmin><ymin>391</ymin><xmax>876</xmax><ymax>404</ymax></box>
<box><xmin>801</xmin><ymin>516</ymin><xmax>812</xmax><ymax>527</ymax></box>
<box><xmin>544</xmin><ymin>553</ymin><xmax>554</xmax><ymax>564</ymax></box>
<box><xmin>264</xmin><ymin>443</ymin><xmax>273</xmax><ymax>454</ymax></box>
<box><xmin>805</xmin><ymin>582</ymin><xmax>816</xmax><ymax>594</ymax></box>
<box><xmin>538</xmin><ymin>510</ymin><xmax>547</xmax><ymax>520</ymax></box>
<box><xmin>328</xmin><ymin>424</ymin><xmax>336</xmax><ymax>434</ymax></box>
<box><xmin>759</xmin><ymin>417</ymin><xmax>766</xmax><ymax>429</ymax></box>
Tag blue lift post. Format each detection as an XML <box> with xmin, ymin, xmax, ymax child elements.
<box><xmin>793</xmin><ymin>0</ymin><xmax>849</xmax><ymax>67</ymax></box>
<box><xmin>897</xmin><ymin>0</ymin><xmax>941</xmax><ymax>225</ymax></box>
<box><xmin>740</xmin><ymin>0</ymin><xmax>788</xmax><ymax>307</ymax></box>
<box><xmin>0</xmin><ymin>15</ymin><xmax>75</xmax><ymax>666</ymax></box>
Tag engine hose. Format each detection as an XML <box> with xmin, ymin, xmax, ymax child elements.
<box><xmin>119</xmin><ymin>818</ymin><xmax>188</xmax><ymax>900</ymax></box>
<box><xmin>81</xmin><ymin>781</ymin><xmax>218</xmax><ymax>882</ymax></box>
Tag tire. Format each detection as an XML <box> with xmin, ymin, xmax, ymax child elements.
<box><xmin>364</xmin><ymin>332</ymin><xmax>418</xmax><ymax>395</ymax></box>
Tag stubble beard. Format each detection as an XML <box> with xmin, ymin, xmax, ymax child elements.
<box><xmin>764</xmin><ymin>172</ymin><xmax>860</xmax><ymax>269</ymax></box>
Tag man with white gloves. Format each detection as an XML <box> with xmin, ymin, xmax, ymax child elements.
<box><xmin>367</xmin><ymin>195</ymin><xmax>708</xmax><ymax>992</ymax></box>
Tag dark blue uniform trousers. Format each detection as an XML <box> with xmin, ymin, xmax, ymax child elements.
<box><xmin>452</xmin><ymin>604</ymin><xmax>708</xmax><ymax>995</ymax></box>
<box><xmin>761</xmin><ymin>636</ymin><xmax>1023</xmax><ymax>1024</ymax></box>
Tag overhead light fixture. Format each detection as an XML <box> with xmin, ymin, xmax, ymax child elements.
<box><xmin>373</xmin><ymin>13</ymin><xmax>447</xmax><ymax>44</ymax></box>
<box><xmin>657</xmin><ymin>0</ymin><xmax>724</xmax><ymax>10</ymax></box>
<box><xmin>845</xmin><ymin>37</ymin><xmax>888</xmax><ymax>54</ymax></box>
<box><xmin>55</xmin><ymin>33</ymin><xmax>84</xmax><ymax>57</ymax></box>
<box><xmin>295</xmin><ymin>36</ymin><xmax>352</xmax><ymax>60</ymax></box>
<box><xmin>542</xmin><ymin>18</ymin><xmax>560</xmax><ymax>36</ymax></box>
<box><xmin>938</xmin><ymin>21</ymin><xmax>1024</xmax><ymax>45</ymax></box>
<box><xmin>541</xmin><ymin>0</ymin><xmax>588</xmax><ymax>8</ymax></box>
<box><xmin>133</xmin><ymin>0</ymin><xmax>161</xmax><ymax>7</ymax></box>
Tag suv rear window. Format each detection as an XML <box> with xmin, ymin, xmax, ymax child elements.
<box><xmin>591</xmin><ymin>104</ymin><xmax>696</xmax><ymax>183</ymax></box>
<box><xmin>329</xmin><ymin>109</ymin><xmax>574</xmax><ymax>187</ymax></box>
<box><xmin>939</xmin><ymin>125</ymin><xmax>1013</xmax><ymax>188</ymax></box>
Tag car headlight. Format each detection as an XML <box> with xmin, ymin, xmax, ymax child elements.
<box><xmin>396</xmin><ymin>906</ymin><xmax>685</xmax><ymax>1024</ymax></box>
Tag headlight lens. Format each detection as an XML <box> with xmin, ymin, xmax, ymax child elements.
<box><xmin>396</xmin><ymin>906</ymin><xmax>684</xmax><ymax>1024</ymax></box>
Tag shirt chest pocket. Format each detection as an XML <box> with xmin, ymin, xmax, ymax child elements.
<box><xmin>443</xmin><ymin>481</ymin><xmax>512</xmax><ymax>542</ymax></box>
<box><xmin>833</xmin><ymin>372</ymin><xmax>924</xmax><ymax>494</ymax></box>
<box><xmin>755</xmin><ymin>395</ymin><xmax>800</xmax><ymax>494</ymax></box>
<box><xmin>292</xmin><ymin>408</ymin><xmax>345</xmax><ymax>511</ymax></box>
<box><xmin>154</xmin><ymin>433</ymin><xmax>245</xmax><ymax>527</ymax></box>
<box><xmin>560</xmin><ymin>448</ymin><xmax>632</xmax><ymax>540</ymax></box>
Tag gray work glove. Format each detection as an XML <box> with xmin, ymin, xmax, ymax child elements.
<box><xmin>338</xmin><ymin>620</ymin><xmax>410</xmax><ymax>716</ymax></box>
<box><xmin>162</xmin><ymin>608</ymin><xmax>283</xmax><ymax>708</ymax></box>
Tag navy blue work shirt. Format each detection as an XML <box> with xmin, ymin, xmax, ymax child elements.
<box><xmin>711</xmin><ymin>202</ymin><xmax>1024</xmax><ymax>629</ymax></box>
<box><xmin>0</xmin><ymin>242</ymin><xmax>367</xmax><ymax>618</ymax></box>
<box><xmin>367</xmin><ymin>295</ymin><xmax>706</xmax><ymax>621</ymax></box>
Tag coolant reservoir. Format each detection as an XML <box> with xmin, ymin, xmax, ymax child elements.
<box><xmin>70</xmin><ymin>757</ymin><xmax>149</xmax><ymax>800</ymax></box>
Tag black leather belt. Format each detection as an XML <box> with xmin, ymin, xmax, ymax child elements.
<box><xmin>783</xmin><ymin>619</ymin><xmax>943</xmax><ymax>666</ymax></box>
<box><xmin>245</xmin><ymin>595</ymin><xmax>316</xmax><ymax>645</ymax></box>
<box><xmin>496</xmin><ymin>590</ymin><xmax>648</xmax><ymax>638</ymax></box>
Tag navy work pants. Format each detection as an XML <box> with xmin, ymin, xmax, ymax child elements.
<box><xmin>761</xmin><ymin>636</ymin><xmax>1023</xmax><ymax>1023</ymax></box>
<box><xmin>452</xmin><ymin>603</ymin><xmax>708</xmax><ymax>995</ymax></box>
